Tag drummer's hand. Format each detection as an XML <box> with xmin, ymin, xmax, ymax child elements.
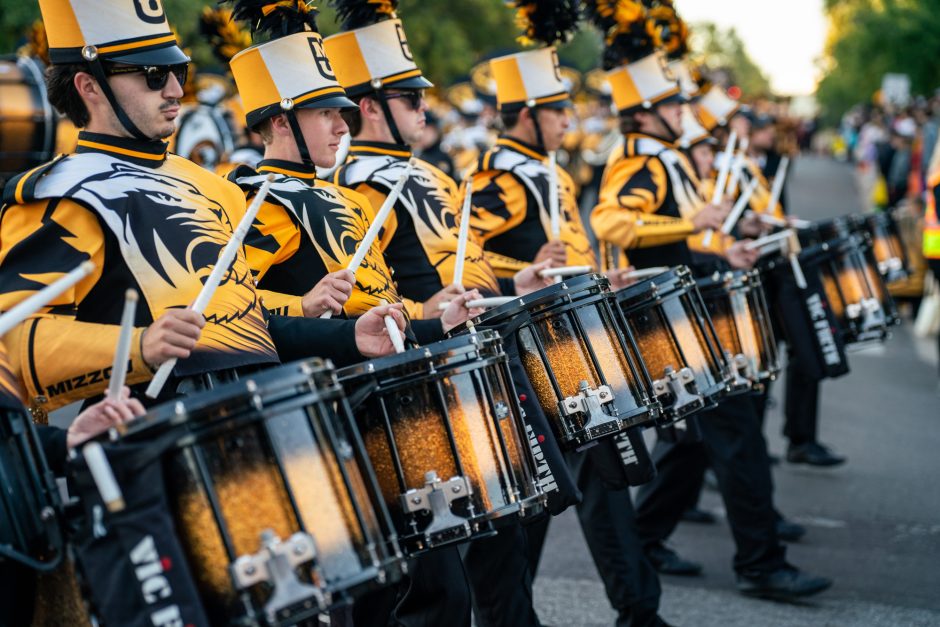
<box><xmin>605</xmin><ymin>265</ymin><xmax>637</xmax><ymax>290</ymax></box>
<box><xmin>421</xmin><ymin>284</ymin><xmax>466</xmax><ymax>319</ymax></box>
<box><xmin>534</xmin><ymin>240</ymin><xmax>567</xmax><ymax>266</ymax></box>
<box><xmin>302</xmin><ymin>270</ymin><xmax>355</xmax><ymax>317</ymax></box>
<box><xmin>440</xmin><ymin>289</ymin><xmax>484</xmax><ymax>333</ymax></box>
<box><xmin>142</xmin><ymin>309</ymin><xmax>205</xmax><ymax>368</ymax></box>
<box><xmin>355</xmin><ymin>303</ymin><xmax>407</xmax><ymax>357</ymax></box>
<box><xmin>691</xmin><ymin>203</ymin><xmax>727</xmax><ymax>232</ymax></box>
<box><xmin>513</xmin><ymin>260</ymin><xmax>554</xmax><ymax>296</ymax></box>
<box><xmin>737</xmin><ymin>211</ymin><xmax>764</xmax><ymax>238</ymax></box>
<box><xmin>67</xmin><ymin>387</ymin><xmax>145</xmax><ymax>449</ymax></box>
<box><xmin>726</xmin><ymin>240</ymin><xmax>760</xmax><ymax>269</ymax></box>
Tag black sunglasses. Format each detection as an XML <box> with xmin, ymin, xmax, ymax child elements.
<box><xmin>106</xmin><ymin>63</ymin><xmax>189</xmax><ymax>91</ymax></box>
<box><xmin>384</xmin><ymin>90</ymin><xmax>425</xmax><ymax>111</ymax></box>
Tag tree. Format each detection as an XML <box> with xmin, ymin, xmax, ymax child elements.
<box><xmin>688</xmin><ymin>22</ymin><xmax>771</xmax><ymax>97</ymax></box>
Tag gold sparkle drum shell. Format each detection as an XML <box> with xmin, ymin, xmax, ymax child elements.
<box><xmin>337</xmin><ymin>330</ymin><xmax>543</xmax><ymax>555</ymax></box>
<box><xmin>0</xmin><ymin>56</ymin><xmax>57</xmax><ymax>181</ymax></box>
<box><xmin>472</xmin><ymin>274</ymin><xmax>658</xmax><ymax>449</ymax></box>
<box><xmin>121</xmin><ymin>359</ymin><xmax>403</xmax><ymax>625</ymax></box>
<box><xmin>616</xmin><ymin>266</ymin><xmax>730</xmax><ymax>420</ymax></box>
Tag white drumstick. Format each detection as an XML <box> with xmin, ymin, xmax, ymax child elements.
<box><xmin>377</xmin><ymin>300</ymin><xmax>405</xmax><ymax>354</ymax></box>
<box><xmin>452</xmin><ymin>176</ymin><xmax>473</xmax><ymax>288</ymax></box>
<box><xmin>726</xmin><ymin>140</ymin><xmax>748</xmax><ymax>197</ymax></box>
<box><xmin>146</xmin><ymin>174</ymin><xmax>276</xmax><ymax>398</ymax></box>
<box><xmin>720</xmin><ymin>177</ymin><xmax>761</xmax><ymax>234</ymax></box>
<box><xmin>0</xmin><ymin>261</ymin><xmax>95</xmax><ymax>337</ymax></box>
<box><xmin>107</xmin><ymin>289</ymin><xmax>138</xmax><ymax>401</ymax></box>
<box><xmin>437</xmin><ymin>296</ymin><xmax>515</xmax><ymax>311</ymax></box>
<box><xmin>766</xmin><ymin>156</ymin><xmax>790</xmax><ymax>217</ymax></box>
<box><xmin>625</xmin><ymin>266</ymin><xmax>670</xmax><ymax>280</ymax></box>
<box><xmin>786</xmin><ymin>230</ymin><xmax>807</xmax><ymax>289</ymax></box>
<box><xmin>322</xmin><ymin>159</ymin><xmax>415</xmax><ymax>319</ymax></box>
<box><xmin>83</xmin><ymin>441</ymin><xmax>125</xmax><ymax>512</ymax></box>
<box><xmin>703</xmin><ymin>130</ymin><xmax>738</xmax><ymax>248</ymax></box>
<box><xmin>744</xmin><ymin>229</ymin><xmax>794</xmax><ymax>250</ymax></box>
<box><xmin>548</xmin><ymin>151</ymin><xmax>561</xmax><ymax>240</ymax></box>
<box><xmin>539</xmin><ymin>265</ymin><xmax>593</xmax><ymax>278</ymax></box>
<box><xmin>751</xmin><ymin>211</ymin><xmax>811</xmax><ymax>230</ymax></box>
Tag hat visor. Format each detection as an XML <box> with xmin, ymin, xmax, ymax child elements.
<box><xmin>297</xmin><ymin>94</ymin><xmax>360</xmax><ymax>112</ymax></box>
<box><xmin>657</xmin><ymin>92</ymin><xmax>685</xmax><ymax>108</ymax></box>
<box><xmin>107</xmin><ymin>44</ymin><xmax>190</xmax><ymax>67</ymax></box>
<box><xmin>539</xmin><ymin>97</ymin><xmax>573</xmax><ymax>110</ymax></box>
<box><xmin>386</xmin><ymin>76</ymin><xmax>435</xmax><ymax>91</ymax></box>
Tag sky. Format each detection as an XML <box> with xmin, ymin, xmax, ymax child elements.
<box><xmin>680</xmin><ymin>0</ymin><xmax>827</xmax><ymax>96</ymax></box>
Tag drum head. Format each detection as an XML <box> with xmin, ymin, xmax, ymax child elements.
<box><xmin>472</xmin><ymin>274</ymin><xmax>609</xmax><ymax>328</ymax></box>
<box><xmin>616</xmin><ymin>266</ymin><xmax>690</xmax><ymax>310</ymax></box>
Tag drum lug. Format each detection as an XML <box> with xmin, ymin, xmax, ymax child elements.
<box><xmin>652</xmin><ymin>367</ymin><xmax>703</xmax><ymax>415</ymax></box>
<box><xmin>728</xmin><ymin>353</ymin><xmax>754</xmax><ymax>387</ymax></box>
<box><xmin>559</xmin><ymin>381</ymin><xmax>614</xmax><ymax>429</ymax></box>
<box><xmin>400</xmin><ymin>471</ymin><xmax>472</xmax><ymax>542</ymax></box>
<box><xmin>231</xmin><ymin>530</ymin><xmax>324</xmax><ymax>617</ymax></box>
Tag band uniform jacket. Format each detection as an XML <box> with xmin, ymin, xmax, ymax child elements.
<box><xmin>231</xmin><ymin>159</ymin><xmax>404</xmax><ymax>317</ymax></box>
<box><xmin>469</xmin><ymin>136</ymin><xmax>597</xmax><ymax>275</ymax></box>
<box><xmin>333</xmin><ymin>141</ymin><xmax>504</xmax><ymax>318</ymax></box>
<box><xmin>0</xmin><ymin>132</ymin><xmax>279</xmax><ymax>410</ymax></box>
<box><xmin>591</xmin><ymin>132</ymin><xmax>731</xmax><ymax>273</ymax></box>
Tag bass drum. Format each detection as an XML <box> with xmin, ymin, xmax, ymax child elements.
<box><xmin>0</xmin><ymin>56</ymin><xmax>56</xmax><ymax>182</ymax></box>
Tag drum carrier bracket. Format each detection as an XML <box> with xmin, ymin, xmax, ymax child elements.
<box><xmin>231</xmin><ymin>530</ymin><xmax>324</xmax><ymax>616</ymax></box>
<box><xmin>559</xmin><ymin>380</ymin><xmax>615</xmax><ymax>429</ymax></box>
<box><xmin>401</xmin><ymin>471</ymin><xmax>473</xmax><ymax>540</ymax></box>
<box><xmin>651</xmin><ymin>366</ymin><xmax>703</xmax><ymax>415</ymax></box>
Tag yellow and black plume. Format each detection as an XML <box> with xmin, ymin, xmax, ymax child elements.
<box><xmin>200</xmin><ymin>7</ymin><xmax>253</xmax><ymax>64</ymax></box>
<box><xmin>647</xmin><ymin>0</ymin><xmax>688</xmax><ymax>59</ymax></box>
<box><xmin>223</xmin><ymin>0</ymin><xmax>321</xmax><ymax>42</ymax></box>
<box><xmin>508</xmin><ymin>0</ymin><xmax>582</xmax><ymax>47</ymax></box>
<box><xmin>582</xmin><ymin>1</ymin><xmax>655</xmax><ymax>69</ymax></box>
<box><xmin>17</xmin><ymin>21</ymin><xmax>50</xmax><ymax>65</ymax></box>
<box><xmin>329</xmin><ymin>0</ymin><xmax>399</xmax><ymax>30</ymax></box>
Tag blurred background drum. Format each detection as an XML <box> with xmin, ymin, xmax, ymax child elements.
<box><xmin>0</xmin><ymin>55</ymin><xmax>56</xmax><ymax>184</ymax></box>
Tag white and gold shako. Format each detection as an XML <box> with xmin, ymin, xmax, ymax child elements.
<box><xmin>667</xmin><ymin>59</ymin><xmax>700</xmax><ymax>101</ymax></box>
<box><xmin>323</xmin><ymin>18</ymin><xmax>433</xmax><ymax>97</ymax></box>
<box><xmin>694</xmin><ymin>86</ymin><xmax>742</xmax><ymax>131</ymax></box>
<box><xmin>490</xmin><ymin>47</ymin><xmax>571</xmax><ymax>112</ymax></box>
<box><xmin>38</xmin><ymin>0</ymin><xmax>188</xmax><ymax>66</ymax></box>
<box><xmin>605</xmin><ymin>50</ymin><xmax>681</xmax><ymax>114</ymax></box>
<box><xmin>230</xmin><ymin>31</ymin><xmax>356</xmax><ymax>129</ymax></box>
<box><xmin>678</xmin><ymin>104</ymin><xmax>714</xmax><ymax>149</ymax></box>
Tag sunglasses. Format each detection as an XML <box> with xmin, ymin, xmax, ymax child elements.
<box><xmin>106</xmin><ymin>64</ymin><xmax>189</xmax><ymax>91</ymax></box>
<box><xmin>384</xmin><ymin>90</ymin><xmax>425</xmax><ymax>111</ymax></box>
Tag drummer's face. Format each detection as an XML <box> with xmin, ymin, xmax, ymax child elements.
<box><xmin>690</xmin><ymin>143</ymin><xmax>715</xmax><ymax>179</ymax></box>
<box><xmin>105</xmin><ymin>65</ymin><xmax>184</xmax><ymax>140</ymax></box>
<box><xmin>297</xmin><ymin>107</ymin><xmax>349</xmax><ymax>168</ymax></box>
<box><xmin>536</xmin><ymin>107</ymin><xmax>571</xmax><ymax>152</ymax></box>
<box><xmin>657</xmin><ymin>102</ymin><xmax>683</xmax><ymax>138</ymax></box>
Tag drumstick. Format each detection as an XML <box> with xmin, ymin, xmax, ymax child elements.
<box><xmin>766</xmin><ymin>156</ymin><xmax>790</xmax><ymax>217</ymax></box>
<box><xmin>0</xmin><ymin>261</ymin><xmax>95</xmax><ymax>337</ymax></box>
<box><xmin>548</xmin><ymin>151</ymin><xmax>561</xmax><ymax>240</ymax></box>
<box><xmin>744</xmin><ymin>229</ymin><xmax>794</xmax><ymax>250</ymax></box>
<box><xmin>146</xmin><ymin>173</ymin><xmax>276</xmax><ymax>398</ymax></box>
<box><xmin>107</xmin><ymin>289</ymin><xmax>138</xmax><ymax>401</ymax></box>
<box><xmin>82</xmin><ymin>441</ymin><xmax>125</xmax><ymax>512</ymax></box>
<box><xmin>703</xmin><ymin>131</ymin><xmax>738</xmax><ymax>248</ymax></box>
<box><xmin>725</xmin><ymin>139</ymin><xmax>748</xmax><ymax>197</ymax></box>
<box><xmin>750</xmin><ymin>211</ymin><xmax>811</xmax><ymax>230</ymax></box>
<box><xmin>452</xmin><ymin>176</ymin><xmax>473</xmax><ymax>288</ymax></box>
<box><xmin>539</xmin><ymin>265</ymin><xmax>593</xmax><ymax>278</ymax></box>
<box><xmin>625</xmin><ymin>266</ymin><xmax>670</xmax><ymax>280</ymax></box>
<box><xmin>322</xmin><ymin>159</ymin><xmax>415</xmax><ymax>319</ymax></box>
<box><xmin>720</xmin><ymin>177</ymin><xmax>761</xmax><ymax>234</ymax></box>
<box><xmin>437</xmin><ymin>296</ymin><xmax>515</xmax><ymax>311</ymax></box>
<box><xmin>378</xmin><ymin>299</ymin><xmax>406</xmax><ymax>354</ymax></box>
<box><xmin>786</xmin><ymin>230</ymin><xmax>807</xmax><ymax>289</ymax></box>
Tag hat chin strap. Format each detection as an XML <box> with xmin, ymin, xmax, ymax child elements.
<box><xmin>652</xmin><ymin>107</ymin><xmax>680</xmax><ymax>144</ymax></box>
<box><xmin>374</xmin><ymin>87</ymin><xmax>406</xmax><ymax>146</ymax></box>
<box><xmin>286</xmin><ymin>110</ymin><xmax>314</xmax><ymax>168</ymax></box>
<box><xmin>86</xmin><ymin>59</ymin><xmax>151</xmax><ymax>141</ymax></box>
<box><xmin>527</xmin><ymin>106</ymin><xmax>546</xmax><ymax>153</ymax></box>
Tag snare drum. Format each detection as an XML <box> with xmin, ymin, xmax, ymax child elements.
<box><xmin>472</xmin><ymin>274</ymin><xmax>658</xmax><ymax>449</ymax></box>
<box><xmin>852</xmin><ymin>212</ymin><xmax>909</xmax><ymax>283</ymax></box>
<box><xmin>121</xmin><ymin>359</ymin><xmax>402</xmax><ymax>625</ymax></box>
<box><xmin>695</xmin><ymin>271</ymin><xmax>779</xmax><ymax>392</ymax></box>
<box><xmin>337</xmin><ymin>330</ymin><xmax>542</xmax><ymax>555</ymax></box>
<box><xmin>0</xmin><ymin>55</ymin><xmax>57</xmax><ymax>180</ymax></box>
<box><xmin>616</xmin><ymin>266</ymin><xmax>729</xmax><ymax>420</ymax></box>
<box><xmin>0</xmin><ymin>402</ymin><xmax>62</xmax><ymax>572</ymax></box>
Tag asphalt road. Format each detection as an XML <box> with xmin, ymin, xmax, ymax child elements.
<box><xmin>534</xmin><ymin>156</ymin><xmax>940</xmax><ymax>627</ymax></box>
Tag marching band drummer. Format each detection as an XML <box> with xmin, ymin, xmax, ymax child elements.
<box><xmin>221</xmin><ymin>0</ymin><xmax>479</xmax><ymax>341</ymax></box>
<box><xmin>324</xmin><ymin>3</ymin><xmax>577</xmax><ymax>626</ymax></box>
<box><xmin>585</xmin><ymin>4</ymin><xmax>832</xmax><ymax>601</ymax></box>
<box><xmin>466</xmin><ymin>24</ymin><xmax>670</xmax><ymax>627</ymax></box>
<box><xmin>0</xmin><ymin>0</ymin><xmax>409</xmax><ymax>420</ymax></box>
<box><xmin>0</xmin><ymin>340</ymin><xmax>145</xmax><ymax>625</ymax></box>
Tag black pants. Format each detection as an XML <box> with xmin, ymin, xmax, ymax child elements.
<box><xmin>567</xmin><ymin>449</ymin><xmax>663</xmax><ymax>627</ymax></box>
<box><xmin>783</xmin><ymin>351</ymin><xmax>821</xmax><ymax>446</ymax></box>
<box><xmin>635</xmin><ymin>395</ymin><xmax>787</xmax><ymax>574</ymax></box>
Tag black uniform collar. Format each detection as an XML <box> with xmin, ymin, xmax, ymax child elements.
<box><xmin>348</xmin><ymin>140</ymin><xmax>412</xmax><ymax>159</ymax></box>
<box><xmin>75</xmin><ymin>131</ymin><xmax>168</xmax><ymax>168</ymax></box>
<box><xmin>258</xmin><ymin>159</ymin><xmax>317</xmax><ymax>183</ymax></box>
<box><xmin>497</xmin><ymin>135</ymin><xmax>548</xmax><ymax>160</ymax></box>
